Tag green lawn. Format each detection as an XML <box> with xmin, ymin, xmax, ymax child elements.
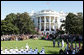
<box><xmin>1</xmin><ymin>39</ymin><xmax>82</xmax><ymax>54</ymax></box>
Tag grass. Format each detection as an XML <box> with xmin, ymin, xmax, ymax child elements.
<box><xmin>1</xmin><ymin>39</ymin><xmax>83</xmax><ymax>54</ymax></box>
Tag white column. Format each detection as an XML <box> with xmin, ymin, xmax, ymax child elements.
<box><xmin>49</xmin><ymin>16</ymin><xmax>51</xmax><ymax>31</ymax></box>
<box><xmin>44</xmin><ymin>16</ymin><xmax>46</xmax><ymax>32</ymax></box>
<box><xmin>40</xmin><ymin>17</ymin><xmax>41</xmax><ymax>31</ymax></box>
<box><xmin>54</xmin><ymin>16</ymin><xmax>56</xmax><ymax>32</ymax></box>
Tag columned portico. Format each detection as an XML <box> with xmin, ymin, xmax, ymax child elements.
<box><xmin>33</xmin><ymin>10</ymin><xmax>67</xmax><ymax>35</ymax></box>
<box><xmin>39</xmin><ymin>16</ymin><xmax>56</xmax><ymax>34</ymax></box>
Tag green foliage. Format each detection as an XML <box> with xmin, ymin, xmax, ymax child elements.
<box><xmin>41</xmin><ymin>36</ymin><xmax>46</xmax><ymax>39</ymax></box>
<box><xmin>1</xmin><ymin>12</ymin><xmax>37</xmax><ymax>35</ymax></box>
<box><xmin>61</xmin><ymin>12</ymin><xmax>83</xmax><ymax>35</ymax></box>
<box><xmin>56</xmin><ymin>30</ymin><xmax>65</xmax><ymax>35</ymax></box>
<box><xmin>1</xmin><ymin>20</ymin><xmax>19</xmax><ymax>35</ymax></box>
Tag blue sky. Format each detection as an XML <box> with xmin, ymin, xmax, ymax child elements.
<box><xmin>1</xmin><ymin>1</ymin><xmax>83</xmax><ymax>20</ymax></box>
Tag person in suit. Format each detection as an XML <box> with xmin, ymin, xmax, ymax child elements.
<box><xmin>53</xmin><ymin>39</ymin><xmax>55</xmax><ymax>47</ymax></box>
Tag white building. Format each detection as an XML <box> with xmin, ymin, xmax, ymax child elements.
<box><xmin>29</xmin><ymin>10</ymin><xmax>68</xmax><ymax>35</ymax></box>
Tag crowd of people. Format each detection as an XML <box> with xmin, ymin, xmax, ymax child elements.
<box><xmin>58</xmin><ymin>40</ymin><xmax>83</xmax><ymax>54</ymax></box>
<box><xmin>1</xmin><ymin>43</ymin><xmax>45</xmax><ymax>54</ymax></box>
<box><xmin>1</xmin><ymin>34</ymin><xmax>83</xmax><ymax>54</ymax></box>
<box><xmin>59</xmin><ymin>45</ymin><xmax>83</xmax><ymax>54</ymax></box>
<box><xmin>1</xmin><ymin>34</ymin><xmax>41</xmax><ymax>41</ymax></box>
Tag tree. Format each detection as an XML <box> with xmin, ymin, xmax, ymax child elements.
<box><xmin>1</xmin><ymin>20</ymin><xmax>19</xmax><ymax>35</ymax></box>
<box><xmin>61</xmin><ymin>12</ymin><xmax>83</xmax><ymax>35</ymax></box>
<box><xmin>14</xmin><ymin>12</ymin><xmax>35</xmax><ymax>34</ymax></box>
<box><xmin>1</xmin><ymin>12</ymin><xmax>37</xmax><ymax>35</ymax></box>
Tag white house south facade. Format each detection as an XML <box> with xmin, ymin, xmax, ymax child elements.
<box><xmin>29</xmin><ymin>10</ymin><xmax>68</xmax><ymax>35</ymax></box>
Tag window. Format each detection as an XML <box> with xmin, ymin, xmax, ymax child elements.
<box><xmin>55</xmin><ymin>19</ymin><xmax>57</xmax><ymax>23</ymax></box>
<box><xmin>51</xmin><ymin>28</ymin><xmax>54</xmax><ymax>31</ymax></box>
<box><xmin>51</xmin><ymin>24</ymin><xmax>54</xmax><ymax>31</ymax></box>
<box><xmin>41</xmin><ymin>23</ymin><xmax>44</xmax><ymax>31</ymax></box>
<box><xmin>41</xmin><ymin>28</ymin><xmax>44</xmax><ymax>31</ymax></box>
<box><xmin>51</xmin><ymin>16</ymin><xmax>54</xmax><ymax>22</ymax></box>
<box><xmin>38</xmin><ymin>17</ymin><xmax>40</xmax><ymax>29</ymax></box>
<box><xmin>38</xmin><ymin>17</ymin><xmax>40</xmax><ymax>23</ymax></box>
<box><xmin>60</xmin><ymin>18</ymin><xmax>64</xmax><ymax>22</ymax></box>
<box><xmin>46</xmin><ymin>23</ymin><xmax>49</xmax><ymax>31</ymax></box>
<box><xmin>46</xmin><ymin>16</ymin><xmax>49</xmax><ymax>22</ymax></box>
<box><xmin>41</xmin><ymin>16</ymin><xmax>44</xmax><ymax>22</ymax></box>
<box><xmin>60</xmin><ymin>19</ymin><xmax>62</xmax><ymax>22</ymax></box>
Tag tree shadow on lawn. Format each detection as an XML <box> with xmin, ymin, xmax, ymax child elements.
<box><xmin>44</xmin><ymin>45</ymin><xmax>62</xmax><ymax>48</ymax></box>
<box><xmin>44</xmin><ymin>46</ymin><xmax>62</xmax><ymax>54</ymax></box>
<box><xmin>46</xmin><ymin>50</ymin><xmax>59</xmax><ymax>54</ymax></box>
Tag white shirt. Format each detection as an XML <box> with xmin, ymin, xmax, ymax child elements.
<box><xmin>1</xmin><ymin>50</ymin><xmax>4</xmax><ymax>54</ymax></box>
<box><xmin>30</xmin><ymin>48</ymin><xmax>32</xmax><ymax>51</ymax></box>
<box><xmin>15</xmin><ymin>48</ymin><xmax>18</xmax><ymax>52</ymax></box>
<box><xmin>6</xmin><ymin>51</ymin><xmax>10</xmax><ymax>54</ymax></box>
<box><xmin>67</xmin><ymin>51</ymin><xmax>69</xmax><ymax>54</ymax></box>
<box><xmin>4</xmin><ymin>50</ymin><xmax>9</xmax><ymax>54</ymax></box>
<box><xmin>62</xmin><ymin>40</ymin><xmax>64</xmax><ymax>44</ymax></box>
<box><xmin>12</xmin><ymin>50</ymin><xmax>16</xmax><ymax>54</ymax></box>
<box><xmin>23</xmin><ymin>51</ymin><xmax>27</xmax><ymax>54</ymax></box>
<box><xmin>28</xmin><ymin>50</ymin><xmax>32</xmax><ymax>54</ymax></box>
<box><xmin>10</xmin><ymin>49</ymin><xmax>13</xmax><ymax>53</ymax></box>
<box><xmin>19</xmin><ymin>51</ymin><xmax>24</xmax><ymax>54</ymax></box>
<box><xmin>26</xmin><ymin>44</ymin><xmax>29</xmax><ymax>50</ymax></box>
<box><xmin>15</xmin><ymin>51</ymin><xmax>19</xmax><ymax>54</ymax></box>
<box><xmin>31</xmin><ymin>51</ymin><xmax>34</xmax><ymax>54</ymax></box>
<box><xmin>62</xmin><ymin>40</ymin><xmax>64</xmax><ymax>47</ymax></box>
<box><xmin>25</xmin><ymin>51</ymin><xmax>29</xmax><ymax>54</ymax></box>
<box><xmin>40</xmin><ymin>50</ymin><xmax>45</xmax><ymax>54</ymax></box>
<box><xmin>18</xmin><ymin>51</ymin><xmax>21</xmax><ymax>54</ymax></box>
<box><xmin>25</xmin><ymin>49</ymin><xmax>28</xmax><ymax>51</ymax></box>
<box><xmin>4</xmin><ymin>49</ymin><xmax>7</xmax><ymax>52</ymax></box>
<box><xmin>20</xmin><ymin>49</ymin><xmax>24</xmax><ymax>51</ymax></box>
<box><xmin>35</xmin><ymin>49</ymin><xmax>38</xmax><ymax>53</ymax></box>
<box><xmin>9</xmin><ymin>51</ymin><xmax>12</xmax><ymax>54</ymax></box>
<box><xmin>33</xmin><ymin>50</ymin><xmax>38</xmax><ymax>54</ymax></box>
<box><xmin>72</xmin><ymin>50</ymin><xmax>75</xmax><ymax>54</ymax></box>
<box><xmin>42</xmin><ymin>48</ymin><xmax>45</xmax><ymax>51</ymax></box>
